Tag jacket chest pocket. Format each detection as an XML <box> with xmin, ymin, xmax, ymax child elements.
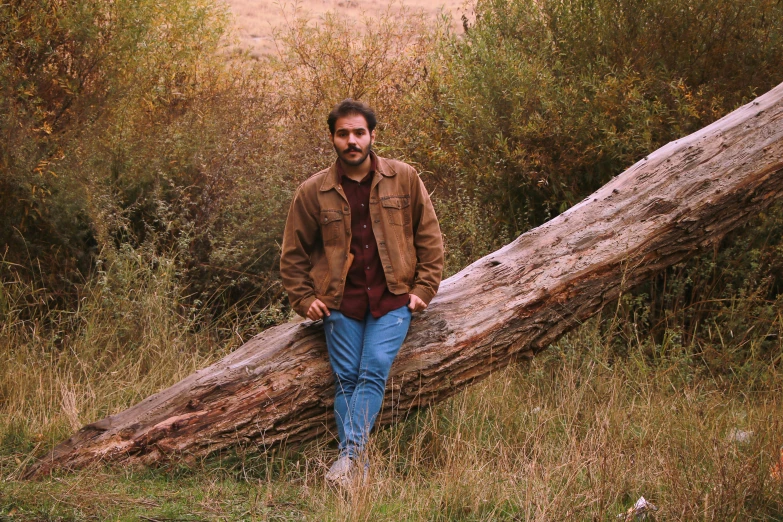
<box><xmin>381</xmin><ymin>195</ymin><xmax>410</xmax><ymax>226</ymax></box>
<box><xmin>320</xmin><ymin>210</ymin><xmax>344</xmax><ymax>243</ymax></box>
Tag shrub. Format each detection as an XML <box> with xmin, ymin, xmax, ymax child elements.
<box><xmin>1</xmin><ymin>1</ymin><xmax>439</xmax><ymax>320</ymax></box>
<box><xmin>394</xmin><ymin>0</ymin><xmax>783</xmax><ymax>355</ymax></box>
<box><xmin>1</xmin><ymin>0</ymin><xmax>234</xmax><ymax>301</ymax></box>
<box><xmin>406</xmin><ymin>0</ymin><xmax>783</xmax><ymax>235</ymax></box>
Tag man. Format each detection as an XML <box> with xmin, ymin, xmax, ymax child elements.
<box><xmin>280</xmin><ymin>99</ymin><xmax>444</xmax><ymax>486</ymax></box>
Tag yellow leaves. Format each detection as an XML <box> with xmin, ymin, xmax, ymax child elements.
<box><xmin>29</xmin><ymin>184</ymin><xmax>51</xmax><ymax>198</ymax></box>
<box><xmin>33</xmin><ymin>157</ymin><xmax>60</xmax><ymax>178</ymax></box>
<box><xmin>32</xmin><ymin>122</ymin><xmax>53</xmax><ymax>135</ymax></box>
<box><xmin>33</xmin><ymin>160</ymin><xmax>48</xmax><ymax>175</ymax></box>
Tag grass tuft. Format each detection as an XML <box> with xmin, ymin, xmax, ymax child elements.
<box><xmin>4</xmin><ymin>295</ymin><xmax>780</xmax><ymax>519</ymax></box>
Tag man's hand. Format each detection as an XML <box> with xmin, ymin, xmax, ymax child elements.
<box><xmin>408</xmin><ymin>294</ymin><xmax>427</xmax><ymax>313</ymax></box>
<box><xmin>307</xmin><ymin>299</ymin><xmax>331</xmax><ymax>321</ymax></box>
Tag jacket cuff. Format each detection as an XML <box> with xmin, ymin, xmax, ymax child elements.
<box><xmin>296</xmin><ymin>295</ymin><xmax>317</xmax><ymax>318</ymax></box>
<box><xmin>410</xmin><ymin>286</ymin><xmax>435</xmax><ymax>306</ymax></box>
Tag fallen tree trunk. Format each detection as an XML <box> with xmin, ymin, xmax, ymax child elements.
<box><xmin>24</xmin><ymin>82</ymin><xmax>783</xmax><ymax>479</ymax></box>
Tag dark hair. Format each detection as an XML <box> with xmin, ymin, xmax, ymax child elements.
<box><xmin>327</xmin><ymin>99</ymin><xmax>377</xmax><ymax>135</ymax></box>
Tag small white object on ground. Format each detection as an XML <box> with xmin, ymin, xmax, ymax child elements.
<box><xmin>617</xmin><ymin>496</ymin><xmax>658</xmax><ymax>521</ymax></box>
<box><xmin>727</xmin><ymin>427</ymin><xmax>753</xmax><ymax>443</ymax></box>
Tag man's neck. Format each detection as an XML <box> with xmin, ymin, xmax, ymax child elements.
<box><xmin>339</xmin><ymin>154</ymin><xmax>373</xmax><ymax>183</ymax></box>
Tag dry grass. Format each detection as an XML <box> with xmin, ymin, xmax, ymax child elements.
<box><xmin>0</xmin><ymin>248</ymin><xmax>243</xmax><ymax>466</ymax></box>
<box><xmin>218</xmin><ymin>0</ymin><xmax>470</xmax><ymax>57</ymax></box>
<box><xmin>2</xmin><ymin>261</ymin><xmax>782</xmax><ymax>520</ymax></box>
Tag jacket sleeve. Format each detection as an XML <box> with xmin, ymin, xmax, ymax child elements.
<box><xmin>409</xmin><ymin>169</ymin><xmax>444</xmax><ymax>305</ymax></box>
<box><xmin>280</xmin><ymin>185</ymin><xmax>320</xmax><ymax>318</ymax></box>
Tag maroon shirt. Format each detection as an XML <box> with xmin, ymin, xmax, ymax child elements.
<box><xmin>338</xmin><ymin>158</ymin><xmax>409</xmax><ymax>320</ymax></box>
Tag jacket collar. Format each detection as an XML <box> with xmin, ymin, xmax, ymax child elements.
<box><xmin>320</xmin><ymin>151</ymin><xmax>395</xmax><ymax>192</ymax></box>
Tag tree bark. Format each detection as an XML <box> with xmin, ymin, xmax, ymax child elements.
<box><xmin>24</xmin><ymin>82</ymin><xmax>783</xmax><ymax>479</ymax></box>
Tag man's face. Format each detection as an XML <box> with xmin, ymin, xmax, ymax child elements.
<box><xmin>330</xmin><ymin>114</ymin><xmax>375</xmax><ymax>167</ymax></box>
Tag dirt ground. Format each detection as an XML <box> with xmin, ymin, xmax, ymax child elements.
<box><xmin>219</xmin><ymin>0</ymin><xmax>471</xmax><ymax>56</ymax></box>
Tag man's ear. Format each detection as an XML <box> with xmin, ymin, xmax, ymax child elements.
<box><xmin>370</xmin><ymin>129</ymin><xmax>376</xmax><ymax>143</ymax></box>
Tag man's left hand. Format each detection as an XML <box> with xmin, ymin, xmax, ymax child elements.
<box><xmin>408</xmin><ymin>294</ymin><xmax>427</xmax><ymax>313</ymax></box>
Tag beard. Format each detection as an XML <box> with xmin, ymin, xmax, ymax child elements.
<box><xmin>335</xmin><ymin>142</ymin><xmax>372</xmax><ymax>167</ymax></box>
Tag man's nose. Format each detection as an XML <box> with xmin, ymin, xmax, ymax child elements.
<box><xmin>348</xmin><ymin>133</ymin><xmax>358</xmax><ymax>144</ymax></box>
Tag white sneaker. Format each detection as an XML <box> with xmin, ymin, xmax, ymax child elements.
<box><xmin>325</xmin><ymin>455</ymin><xmax>369</xmax><ymax>488</ymax></box>
<box><xmin>325</xmin><ymin>455</ymin><xmax>354</xmax><ymax>487</ymax></box>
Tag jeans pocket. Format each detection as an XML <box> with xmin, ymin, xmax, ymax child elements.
<box><xmin>389</xmin><ymin>304</ymin><xmax>412</xmax><ymax>321</ymax></box>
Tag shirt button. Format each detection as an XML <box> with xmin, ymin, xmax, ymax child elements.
<box><xmin>366</xmin><ymin>266</ymin><xmax>370</xmax><ymax>270</ymax></box>
<box><xmin>363</xmin><ymin>225</ymin><xmax>366</xmax><ymax>228</ymax></box>
<box><xmin>367</xmin><ymin>287</ymin><xmax>371</xmax><ymax>290</ymax></box>
<box><xmin>361</xmin><ymin>204</ymin><xmax>365</xmax><ymax>207</ymax></box>
<box><xmin>365</xmin><ymin>245</ymin><xmax>369</xmax><ymax>249</ymax></box>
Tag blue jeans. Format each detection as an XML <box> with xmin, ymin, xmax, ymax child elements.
<box><xmin>323</xmin><ymin>305</ymin><xmax>412</xmax><ymax>458</ymax></box>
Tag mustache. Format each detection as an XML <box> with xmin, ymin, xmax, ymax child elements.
<box><xmin>343</xmin><ymin>146</ymin><xmax>362</xmax><ymax>153</ymax></box>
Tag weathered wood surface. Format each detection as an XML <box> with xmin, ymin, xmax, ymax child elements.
<box><xmin>25</xmin><ymin>82</ymin><xmax>783</xmax><ymax>479</ymax></box>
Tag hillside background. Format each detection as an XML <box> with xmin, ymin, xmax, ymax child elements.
<box><xmin>1</xmin><ymin>0</ymin><xmax>783</xmax><ymax>519</ymax></box>
<box><xmin>220</xmin><ymin>0</ymin><xmax>469</xmax><ymax>56</ymax></box>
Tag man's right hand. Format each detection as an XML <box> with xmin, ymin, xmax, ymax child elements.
<box><xmin>306</xmin><ymin>299</ymin><xmax>331</xmax><ymax>321</ymax></box>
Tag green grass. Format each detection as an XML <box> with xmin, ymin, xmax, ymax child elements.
<box><xmin>3</xmin><ymin>319</ymin><xmax>782</xmax><ymax>521</ymax></box>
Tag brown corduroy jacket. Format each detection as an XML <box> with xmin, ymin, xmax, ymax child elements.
<box><xmin>280</xmin><ymin>153</ymin><xmax>444</xmax><ymax>318</ymax></box>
